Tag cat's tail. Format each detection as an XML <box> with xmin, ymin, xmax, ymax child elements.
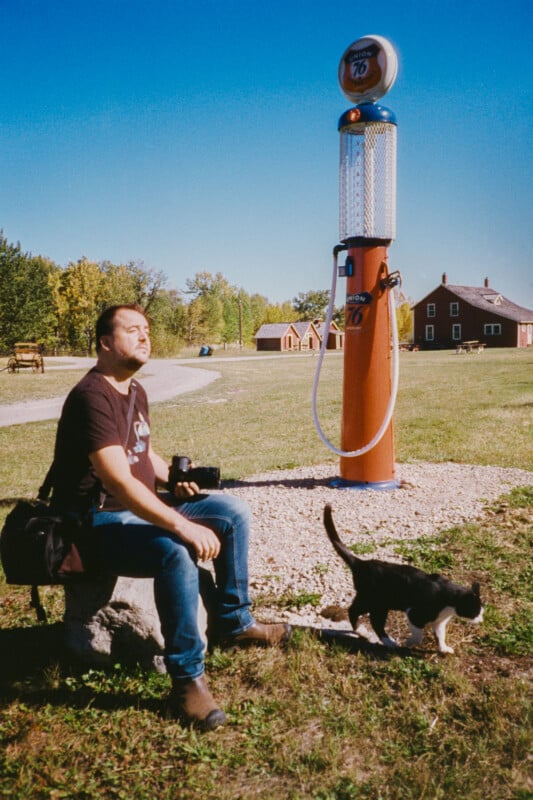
<box><xmin>323</xmin><ymin>504</ymin><xmax>360</xmax><ymax>568</ymax></box>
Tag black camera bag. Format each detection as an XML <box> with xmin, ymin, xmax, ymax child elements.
<box><xmin>0</xmin><ymin>385</ymin><xmax>133</xmax><ymax>621</ymax></box>
<box><xmin>0</xmin><ymin>499</ymin><xmax>88</xmax><ymax>587</ymax></box>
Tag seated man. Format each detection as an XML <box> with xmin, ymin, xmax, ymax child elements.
<box><xmin>51</xmin><ymin>304</ymin><xmax>291</xmax><ymax>731</ymax></box>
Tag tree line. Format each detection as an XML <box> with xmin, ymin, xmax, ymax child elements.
<box><xmin>0</xmin><ymin>232</ymin><xmax>412</xmax><ymax>356</ymax></box>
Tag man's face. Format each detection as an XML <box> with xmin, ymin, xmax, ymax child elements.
<box><xmin>104</xmin><ymin>308</ymin><xmax>151</xmax><ymax>370</ymax></box>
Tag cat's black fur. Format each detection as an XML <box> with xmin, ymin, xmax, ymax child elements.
<box><xmin>323</xmin><ymin>504</ymin><xmax>483</xmax><ymax>654</ymax></box>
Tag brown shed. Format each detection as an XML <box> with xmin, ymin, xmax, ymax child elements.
<box><xmin>254</xmin><ymin>323</ymin><xmax>301</xmax><ymax>352</ymax></box>
<box><xmin>292</xmin><ymin>321</ymin><xmax>322</xmax><ymax>351</ymax></box>
<box><xmin>314</xmin><ymin>320</ymin><xmax>345</xmax><ymax>350</ymax></box>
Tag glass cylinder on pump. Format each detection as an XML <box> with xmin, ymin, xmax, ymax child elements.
<box><xmin>339</xmin><ymin>105</ymin><xmax>397</xmax><ymax>244</ymax></box>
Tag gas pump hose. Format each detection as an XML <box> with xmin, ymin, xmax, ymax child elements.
<box><xmin>311</xmin><ymin>247</ymin><xmax>400</xmax><ymax>457</ymax></box>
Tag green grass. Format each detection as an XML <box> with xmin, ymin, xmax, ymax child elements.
<box><xmin>153</xmin><ymin>348</ymin><xmax>533</xmax><ymax>474</ymax></box>
<box><xmin>0</xmin><ymin>348</ymin><xmax>532</xmax><ymax>798</ymax></box>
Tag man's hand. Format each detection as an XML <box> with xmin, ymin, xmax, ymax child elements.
<box><xmin>172</xmin><ymin>481</ymin><xmax>201</xmax><ymax>498</ymax></box>
<box><xmin>176</xmin><ymin>518</ymin><xmax>221</xmax><ymax>561</ymax></box>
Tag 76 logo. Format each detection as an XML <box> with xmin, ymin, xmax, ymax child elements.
<box><xmin>346</xmin><ymin>305</ymin><xmax>365</xmax><ymax>328</ymax></box>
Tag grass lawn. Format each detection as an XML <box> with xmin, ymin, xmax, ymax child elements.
<box><xmin>0</xmin><ymin>348</ymin><xmax>531</xmax><ymax>798</ymax></box>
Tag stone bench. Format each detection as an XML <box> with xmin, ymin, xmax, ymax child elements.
<box><xmin>64</xmin><ymin>568</ymin><xmax>215</xmax><ymax>671</ymax></box>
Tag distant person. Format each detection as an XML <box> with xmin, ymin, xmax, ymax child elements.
<box><xmin>51</xmin><ymin>304</ymin><xmax>291</xmax><ymax>730</ymax></box>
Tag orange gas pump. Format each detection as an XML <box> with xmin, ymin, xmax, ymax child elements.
<box><xmin>313</xmin><ymin>36</ymin><xmax>401</xmax><ymax>490</ymax></box>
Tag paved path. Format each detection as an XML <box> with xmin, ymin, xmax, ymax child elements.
<box><xmin>0</xmin><ymin>352</ymin><xmax>329</xmax><ymax>428</ymax></box>
<box><xmin>0</xmin><ymin>358</ymin><xmax>221</xmax><ymax>427</ymax></box>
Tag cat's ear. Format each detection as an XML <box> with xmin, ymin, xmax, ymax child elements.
<box><xmin>471</xmin><ymin>582</ymin><xmax>480</xmax><ymax>596</ymax></box>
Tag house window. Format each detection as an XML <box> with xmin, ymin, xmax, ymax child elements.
<box><xmin>450</xmin><ymin>302</ymin><xmax>459</xmax><ymax>317</ymax></box>
<box><xmin>425</xmin><ymin>325</ymin><xmax>434</xmax><ymax>341</ymax></box>
<box><xmin>427</xmin><ymin>303</ymin><xmax>435</xmax><ymax>318</ymax></box>
<box><xmin>452</xmin><ymin>324</ymin><xmax>461</xmax><ymax>341</ymax></box>
<box><xmin>484</xmin><ymin>323</ymin><xmax>502</xmax><ymax>336</ymax></box>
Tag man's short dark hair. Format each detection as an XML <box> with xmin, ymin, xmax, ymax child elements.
<box><xmin>95</xmin><ymin>304</ymin><xmax>147</xmax><ymax>352</ymax></box>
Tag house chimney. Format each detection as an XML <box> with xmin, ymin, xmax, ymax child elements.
<box><xmin>442</xmin><ymin>272</ymin><xmax>447</xmax><ymax>285</ymax></box>
<box><xmin>484</xmin><ymin>277</ymin><xmax>489</xmax><ymax>288</ymax></box>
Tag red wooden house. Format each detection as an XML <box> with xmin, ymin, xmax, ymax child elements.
<box><xmin>413</xmin><ymin>274</ymin><xmax>533</xmax><ymax>350</ymax></box>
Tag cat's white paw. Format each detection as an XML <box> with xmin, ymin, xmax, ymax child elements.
<box><xmin>354</xmin><ymin>624</ymin><xmax>380</xmax><ymax>644</ymax></box>
<box><xmin>438</xmin><ymin>644</ymin><xmax>454</xmax><ymax>655</ymax></box>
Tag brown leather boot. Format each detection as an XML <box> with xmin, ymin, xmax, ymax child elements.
<box><xmin>220</xmin><ymin>621</ymin><xmax>292</xmax><ymax>648</ymax></box>
<box><xmin>169</xmin><ymin>675</ymin><xmax>227</xmax><ymax>731</ymax></box>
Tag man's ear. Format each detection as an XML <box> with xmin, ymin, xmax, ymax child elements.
<box><xmin>98</xmin><ymin>335</ymin><xmax>113</xmax><ymax>352</ymax></box>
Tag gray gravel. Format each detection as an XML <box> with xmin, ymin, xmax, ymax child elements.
<box><xmin>221</xmin><ymin>461</ymin><xmax>533</xmax><ymax>632</ymax></box>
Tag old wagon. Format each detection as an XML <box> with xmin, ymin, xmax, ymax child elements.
<box><xmin>7</xmin><ymin>342</ymin><xmax>45</xmax><ymax>373</ymax></box>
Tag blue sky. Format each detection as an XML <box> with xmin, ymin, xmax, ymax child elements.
<box><xmin>1</xmin><ymin>0</ymin><xmax>532</xmax><ymax>308</ymax></box>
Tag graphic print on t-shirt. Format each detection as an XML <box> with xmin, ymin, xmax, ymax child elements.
<box><xmin>127</xmin><ymin>411</ymin><xmax>150</xmax><ymax>465</ymax></box>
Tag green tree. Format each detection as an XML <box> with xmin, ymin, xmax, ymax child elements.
<box><xmin>292</xmin><ymin>289</ymin><xmax>330</xmax><ymax>320</ymax></box>
<box><xmin>0</xmin><ymin>233</ymin><xmax>57</xmax><ymax>350</ymax></box>
<box><xmin>262</xmin><ymin>301</ymin><xmax>298</xmax><ymax>324</ymax></box>
<box><xmin>185</xmin><ymin>271</ymin><xmax>238</xmax><ymax>345</ymax></box>
<box><xmin>146</xmin><ymin>289</ymin><xmax>187</xmax><ymax>355</ymax></box>
<box><xmin>61</xmin><ymin>258</ymin><xmax>104</xmax><ymax>354</ymax></box>
<box><xmin>99</xmin><ymin>260</ymin><xmax>167</xmax><ymax>312</ymax></box>
<box><xmin>249</xmin><ymin>293</ymin><xmax>269</xmax><ymax>334</ymax></box>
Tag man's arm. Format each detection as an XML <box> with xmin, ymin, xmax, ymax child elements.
<box><xmin>89</xmin><ymin>445</ymin><xmax>220</xmax><ymax>561</ymax></box>
<box><xmin>150</xmin><ymin>447</ymin><xmax>171</xmax><ymax>488</ymax></box>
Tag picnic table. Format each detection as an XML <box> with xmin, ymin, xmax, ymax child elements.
<box><xmin>456</xmin><ymin>340</ymin><xmax>486</xmax><ymax>354</ymax></box>
<box><xmin>399</xmin><ymin>343</ymin><xmax>419</xmax><ymax>352</ymax></box>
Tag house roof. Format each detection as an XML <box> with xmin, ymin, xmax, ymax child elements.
<box><xmin>254</xmin><ymin>323</ymin><xmax>298</xmax><ymax>339</ymax></box>
<box><xmin>315</xmin><ymin>321</ymin><xmax>341</xmax><ymax>335</ymax></box>
<box><xmin>255</xmin><ymin>320</ymin><xmax>340</xmax><ymax>340</ymax></box>
<box><xmin>415</xmin><ymin>284</ymin><xmax>533</xmax><ymax>323</ymax></box>
<box><xmin>292</xmin><ymin>321</ymin><xmax>319</xmax><ymax>337</ymax></box>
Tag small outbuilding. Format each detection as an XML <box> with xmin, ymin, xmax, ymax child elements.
<box><xmin>254</xmin><ymin>320</ymin><xmax>345</xmax><ymax>352</ymax></box>
<box><xmin>291</xmin><ymin>321</ymin><xmax>322</xmax><ymax>351</ymax></box>
<box><xmin>254</xmin><ymin>323</ymin><xmax>301</xmax><ymax>352</ymax></box>
<box><xmin>314</xmin><ymin>320</ymin><xmax>345</xmax><ymax>350</ymax></box>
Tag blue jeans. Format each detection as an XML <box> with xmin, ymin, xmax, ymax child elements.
<box><xmin>91</xmin><ymin>493</ymin><xmax>255</xmax><ymax>680</ymax></box>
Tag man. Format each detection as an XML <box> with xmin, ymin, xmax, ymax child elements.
<box><xmin>51</xmin><ymin>304</ymin><xmax>291</xmax><ymax>731</ymax></box>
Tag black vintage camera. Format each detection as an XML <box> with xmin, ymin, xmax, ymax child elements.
<box><xmin>168</xmin><ymin>456</ymin><xmax>221</xmax><ymax>491</ymax></box>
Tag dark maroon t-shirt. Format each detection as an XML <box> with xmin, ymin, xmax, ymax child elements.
<box><xmin>51</xmin><ymin>368</ymin><xmax>156</xmax><ymax>512</ymax></box>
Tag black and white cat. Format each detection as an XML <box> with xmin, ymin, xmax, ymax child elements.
<box><xmin>323</xmin><ymin>504</ymin><xmax>484</xmax><ymax>654</ymax></box>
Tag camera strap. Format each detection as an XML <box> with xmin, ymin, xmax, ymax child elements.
<box><xmin>97</xmin><ymin>380</ymin><xmax>138</xmax><ymax>508</ymax></box>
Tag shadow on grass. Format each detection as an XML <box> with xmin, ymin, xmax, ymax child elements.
<box><xmin>0</xmin><ymin>622</ymin><xmax>418</xmax><ymax>716</ymax></box>
<box><xmin>0</xmin><ymin>622</ymin><xmax>162</xmax><ymax>713</ymax></box>
<box><xmin>295</xmin><ymin>625</ymin><xmax>419</xmax><ymax>659</ymax></box>
<box><xmin>0</xmin><ymin>622</ymin><xmax>66</xmax><ymax>684</ymax></box>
